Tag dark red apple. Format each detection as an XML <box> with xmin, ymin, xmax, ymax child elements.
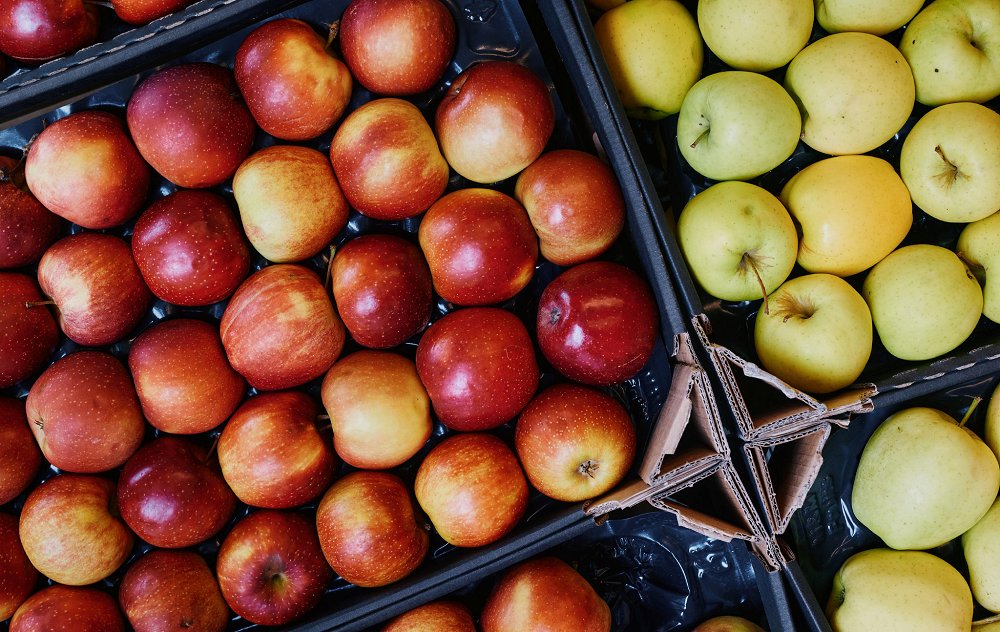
<box><xmin>0</xmin><ymin>513</ymin><xmax>37</xmax><ymax>622</ymax></box>
<box><xmin>330</xmin><ymin>234</ymin><xmax>432</xmax><ymax>348</ymax></box>
<box><xmin>26</xmin><ymin>351</ymin><xmax>145</xmax><ymax>473</ymax></box>
<box><xmin>120</xmin><ymin>550</ymin><xmax>229</xmax><ymax>632</ymax></box>
<box><xmin>0</xmin><ymin>156</ymin><xmax>61</xmax><ymax>269</ymax></box>
<box><xmin>111</xmin><ymin>0</ymin><xmax>194</xmax><ymax>25</ymax></box>
<box><xmin>220</xmin><ymin>264</ymin><xmax>345</xmax><ymax>390</ymax></box>
<box><xmin>415</xmin><ymin>307</ymin><xmax>538</xmax><ymax>431</ymax></box>
<box><xmin>0</xmin><ymin>272</ymin><xmax>58</xmax><ymax>388</ymax></box>
<box><xmin>19</xmin><ymin>474</ymin><xmax>134</xmax><ymax>586</ymax></box>
<box><xmin>234</xmin><ymin>18</ymin><xmax>352</xmax><ymax>140</ymax></box>
<box><xmin>218</xmin><ymin>391</ymin><xmax>337</xmax><ymax>509</ymax></box>
<box><xmin>118</xmin><ymin>436</ymin><xmax>237</xmax><ymax>549</ymax></box>
<box><xmin>381</xmin><ymin>600</ymin><xmax>476</xmax><ymax>632</ymax></box>
<box><xmin>0</xmin><ymin>0</ymin><xmax>98</xmax><ymax>63</ymax></box>
<box><xmin>435</xmin><ymin>61</ymin><xmax>554</xmax><ymax>184</ymax></box>
<box><xmin>414</xmin><ymin>433</ymin><xmax>528</xmax><ymax>547</ymax></box>
<box><xmin>10</xmin><ymin>585</ymin><xmax>125</xmax><ymax>632</ymax></box>
<box><xmin>131</xmin><ymin>190</ymin><xmax>250</xmax><ymax>306</ymax></box>
<box><xmin>216</xmin><ymin>510</ymin><xmax>333</xmax><ymax>627</ymax></box>
<box><xmin>418</xmin><ymin>188</ymin><xmax>538</xmax><ymax>305</ymax></box>
<box><xmin>0</xmin><ymin>397</ymin><xmax>41</xmax><ymax>504</ymax></box>
<box><xmin>481</xmin><ymin>557</ymin><xmax>610</xmax><ymax>632</ymax></box>
<box><xmin>25</xmin><ymin>111</ymin><xmax>149</xmax><ymax>229</ymax></box>
<box><xmin>37</xmin><ymin>233</ymin><xmax>153</xmax><ymax>347</ymax></box>
<box><xmin>127</xmin><ymin>63</ymin><xmax>257</xmax><ymax>188</ymax></box>
<box><xmin>537</xmin><ymin>262</ymin><xmax>658</xmax><ymax>386</ymax></box>
<box><xmin>315</xmin><ymin>471</ymin><xmax>428</xmax><ymax>587</ymax></box>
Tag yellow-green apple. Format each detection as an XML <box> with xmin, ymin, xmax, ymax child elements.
<box><xmin>330</xmin><ymin>98</ymin><xmax>448</xmax><ymax>220</ymax></box>
<box><xmin>218</xmin><ymin>391</ymin><xmax>337</xmax><ymax>508</ymax></box>
<box><xmin>435</xmin><ymin>61</ymin><xmax>554</xmax><ymax>183</ymax></box>
<box><xmin>0</xmin><ymin>398</ymin><xmax>41</xmax><ymax>504</ymax></box>
<box><xmin>235</xmin><ymin>18</ymin><xmax>352</xmax><ymax>140</ymax></box>
<box><xmin>815</xmin><ymin>0</ymin><xmax>923</xmax><ymax>35</ymax></box>
<box><xmin>537</xmin><ymin>262</ymin><xmax>658</xmax><ymax>386</ymax></box>
<box><xmin>131</xmin><ymin>190</ymin><xmax>250</xmax><ymax>306</ymax></box>
<box><xmin>25</xmin><ymin>111</ymin><xmax>149</xmax><ymax>229</ymax></box>
<box><xmin>784</xmin><ymin>32</ymin><xmax>915</xmax><ymax>155</ymax></box>
<box><xmin>514</xmin><ymin>149</ymin><xmax>625</xmax><ymax>266</ymax></box>
<box><xmin>315</xmin><ymin>471</ymin><xmax>428</xmax><ymax>587</ymax></box>
<box><xmin>0</xmin><ymin>0</ymin><xmax>97</xmax><ymax>62</ymax></box>
<box><xmin>110</xmin><ymin>0</ymin><xmax>194</xmax><ymax>24</ymax></box>
<box><xmin>118</xmin><ymin>436</ymin><xmax>237</xmax><ymax>548</ymax></box>
<box><xmin>780</xmin><ymin>155</ymin><xmax>913</xmax><ymax>276</ymax></box>
<box><xmin>220</xmin><ymin>264</ymin><xmax>345</xmax><ymax>391</ymax></box>
<box><xmin>330</xmin><ymin>234</ymin><xmax>433</xmax><ymax>348</ymax></box>
<box><xmin>677</xmin><ymin>181</ymin><xmax>797</xmax><ymax>302</ymax></box>
<box><xmin>38</xmin><ymin>233</ymin><xmax>153</xmax><ymax>346</ymax></box>
<box><xmin>119</xmin><ymin>550</ymin><xmax>229</xmax><ymax>632</ymax></box>
<box><xmin>415</xmin><ymin>433</ymin><xmax>528</xmax><ymax>547</ymax></box>
<box><xmin>677</xmin><ymin>71</ymin><xmax>801</xmax><ymax>181</ymax></box>
<box><xmin>594</xmin><ymin>0</ymin><xmax>702</xmax><ymax>119</ymax></box>
<box><xmin>0</xmin><ymin>273</ymin><xmax>58</xmax><ymax>388</ymax></box>
<box><xmin>0</xmin><ymin>156</ymin><xmax>61</xmax><ymax>269</ymax></box>
<box><xmin>826</xmin><ymin>548</ymin><xmax>972</xmax><ymax>631</ymax></box>
<box><xmin>10</xmin><ymin>585</ymin><xmax>125</xmax><ymax>632</ymax></box>
<box><xmin>852</xmin><ymin>406</ymin><xmax>999</xmax><ymax>550</ymax></box>
<box><xmin>26</xmin><ymin>351</ymin><xmax>145</xmax><ymax>473</ymax></box>
<box><xmin>127</xmin><ymin>63</ymin><xmax>256</xmax><ymax>188</ymax></box>
<box><xmin>754</xmin><ymin>274</ymin><xmax>872</xmax><ymax>394</ymax></box>
<box><xmin>515</xmin><ymin>383</ymin><xmax>635</xmax><ymax>502</ymax></box>
<box><xmin>958</xmin><ymin>211</ymin><xmax>1000</xmax><ymax>323</ymax></box>
<box><xmin>862</xmin><ymin>244</ymin><xmax>983</xmax><ymax>361</ymax></box>
<box><xmin>19</xmin><ymin>474</ymin><xmax>134</xmax><ymax>586</ymax></box>
<box><xmin>693</xmin><ymin>616</ymin><xmax>766</xmax><ymax>632</ymax></box>
<box><xmin>215</xmin><ymin>510</ymin><xmax>333</xmax><ymax>627</ymax></box>
<box><xmin>339</xmin><ymin>0</ymin><xmax>456</xmax><ymax>96</ymax></box>
<box><xmin>900</xmin><ymin>0</ymin><xmax>1000</xmax><ymax>105</ymax></box>
<box><xmin>481</xmin><ymin>557</ymin><xmax>610</xmax><ymax>632</ymax></box>
<box><xmin>986</xmin><ymin>382</ymin><xmax>1000</xmax><ymax>459</ymax></box>
<box><xmin>233</xmin><ymin>145</ymin><xmax>349</xmax><ymax>262</ymax></box>
<box><xmin>0</xmin><ymin>513</ymin><xmax>37</xmax><ymax>621</ymax></box>
<box><xmin>899</xmin><ymin>102</ymin><xmax>1000</xmax><ymax>223</ymax></box>
<box><xmin>415</xmin><ymin>307</ymin><xmax>538</xmax><ymax>431</ymax></box>
<box><xmin>963</xmin><ymin>496</ymin><xmax>1000</xmax><ymax>612</ymax></box>
<box><xmin>697</xmin><ymin>0</ymin><xmax>812</xmax><ymax>71</ymax></box>
<box><xmin>320</xmin><ymin>351</ymin><xmax>431</xmax><ymax>469</ymax></box>
<box><xmin>418</xmin><ymin>189</ymin><xmax>538</xmax><ymax>305</ymax></box>
<box><xmin>382</xmin><ymin>601</ymin><xmax>476</xmax><ymax>632</ymax></box>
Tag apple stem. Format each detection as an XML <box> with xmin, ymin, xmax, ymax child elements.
<box><xmin>689</xmin><ymin>128</ymin><xmax>710</xmax><ymax>150</ymax></box>
<box><xmin>202</xmin><ymin>435</ymin><xmax>220</xmax><ymax>464</ymax></box>
<box><xmin>325</xmin><ymin>21</ymin><xmax>340</xmax><ymax>50</ymax></box>
<box><xmin>974</xmin><ymin>614</ymin><xmax>1000</xmax><ymax>627</ymax></box>
<box><xmin>84</xmin><ymin>0</ymin><xmax>113</xmax><ymax>7</ymax></box>
<box><xmin>24</xmin><ymin>300</ymin><xmax>55</xmax><ymax>308</ymax></box>
<box><xmin>959</xmin><ymin>397</ymin><xmax>983</xmax><ymax>428</ymax></box>
<box><xmin>324</xmin><ymin>245</ymin><xmax>336</xmax><ymax>290</ymax></box>
<box><xmin>741</xmin><ymin>253</ymin><xmax>770</xmax><ymax>315</ymax></box>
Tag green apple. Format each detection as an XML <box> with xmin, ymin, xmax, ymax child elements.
<box><xmin>985</xmin><ymin>383</ymin><xmax>1000</xmax><ymax>462</ymax></box>
<box><xmin>780</xmin><ymin>155</ymin><xmax>912</xmax><ymax>277</ymax></box>
<box><xmin>815</xmin><ymin>0</ymin><xmax>924</xmax><ymax>35</ymax></box>
<box><xmin>958</xmin><ymin>211</ymin><xmax>1000</xmax><ymax>323</ymax></box>
<box><xmin>963</xmin><ymin>495</ymin><xmax>1000</xmax><ymax>612</ymax></box>
<box><xmin>900</xmin><ymin>0</ymin><xmax>1000</xmax><ymax>106</ymax></box>
<box><xmin>827</xmin><ymin>548</ymin><xmax>973</xmax><ymax>631</ymax></box>
<box><xmin>677</xmin><ymin>71</ymin><xmax>802</xmax><ymax>181</ymax></box>
<box><xmin>594</xmin><ymin>0</ymin><xmax>703</xmax><ymax>119</ymax></box>
<box><xmin>677</xmin><ymin>181</ymin><xmax>797</xmax><ymax>301</ymax></box>
<box><xmin>692</xmin><ymin>615</ymin><xmax>766</xmax><ymax>632</ymax></box>
<box><xmin>697</xmin><ymin>0</ymin><xmax>813</xmax><ymax>71</ymax></box>
<box><xmin>852</xmin><ymin>406</ymin><xmax>1000</xmax><ymax>550</ymax></box>
<box><xmin>862</xmin><ymin>244</ymin><xmax>984</xmax><ymax>361</ymax></box>
<box><xmin>754</xmin><ymin>273</ymin><xmax>872</xmax><ymax>394</ymax></box>
<box><xmin>899</xmin><ymin>102</ymin><xmax>1000</xmax><ymax>223</ymax></box>
<box><xmin>784</xmin><ymin>32</ymin><xmax>915</xmax><ymax>155</ymax></box>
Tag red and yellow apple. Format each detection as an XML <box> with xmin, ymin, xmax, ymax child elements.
<box><xmin>10</xmin><ymin>585</ymin><xmax>125</xmax><ymax>632</ymax></box>
<box><xmin>382</xmin><ymin>601</ymin><xmax>476</xmax><ymax>632</ymax></box>
<box><xmin>0</xmin><ymin>0</ymin><xmax>98</xmax><ymax>63</ymax></box>
<box><xmin>119</xmin><ymin>550</ymin><xmax>230</xmax><ymax>632</ymax></box>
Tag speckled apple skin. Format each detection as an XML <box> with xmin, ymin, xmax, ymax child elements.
<box><xmin>0</xmin><ymin>273</ymin><xmax>58</xmax><ymax>388</ymax></box>
<box><xmin>10</xmin><ymin>585</ymin><xmax>125</xmax><ymax>632</ymax></box>
<box><xmin>381</xmin><ymin>600</ymin><xmax>476</xmax><ymax>632</ymax></box>
<box><xmin>119</xmin><ymin>550</ymin><xmax>230</xmax><ymax>632</ymax></box>
<box><xmin>0</xmin><ymin>398</ymin><xmax>42</xmax><ymax>504</ymax></box>
<box><xmin>0</xmin><ymin>513</ymin><xmax>37</xmax><ymax>621</ymax></box>
<box><xmin>111</xmin><ymin>0</ymin><xmax>193</xmax><ymax>25</ymax></box>
<box><xmin>0</xmin><ymin>156</ymin><xmax>61</xmax><ymax>270</ymax></box>
<box><xmin>0</xmin><ymin>0</ymin><xmax>97</xmax><ymax>62</ymax></box>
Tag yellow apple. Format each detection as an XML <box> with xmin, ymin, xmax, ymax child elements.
<box><xmin>985</xmin><ymin>383</ymin><xmax>1000</xmax><ymax>462</ymax></box>
<box><xmin>815</xmin><ymin>0</ymin><xmax>924</xmax><ymax>35</ymax></box>
<box><xmin>963</xmin><ymin>495</ymin><xmax>1000</xmax><ymax>612</ymax></box>
<box><xmin>697</xmin><ymin>0</ymin><xmax>813</xmax><ymax>71</ymax></box>
<box><xmin>958</xmin><ymin>211</ymin><xmax>1000</xmax><ymax>323</ymax></box>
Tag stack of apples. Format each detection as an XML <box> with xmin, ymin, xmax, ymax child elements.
<box><xmin>0</xmin><ymin>0</ymin><xmax>665</xmax><ymax>629</ymax></box>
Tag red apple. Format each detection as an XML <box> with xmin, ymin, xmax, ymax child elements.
<box><xmin>0</xmin><ymin>513</ymin><xmax>37</xmax><ymax>621</ymax></box>
<box><xmin>481</xmin><ymin>557</ymin><xmax>610</xmax><ymax>632</ymax></box>
<box><xmin>111</xmin><ymin>0</ymin><xmax>194</xmax><ymax>25</ymax></box>
<box><xmin>218</xmin><ymin>391</ymin><xmax>337</xmax><ymax>508</ymax></box>
<box><xmin>25</xmin><ymin>111</ymin><xmax>149</xmax><ymax>229</ymax></box>
<box><xmin>414</xmin><ymin>433</ymin><xmax>528</xmax><ymax>547</ymax></box>
<box><xmin>233</xmin><ymin>145</ymin><xmax>349</xmax><ymax>262</ymax></box>
<box><xmin>316</xmin><ymin>471</ymin><xmax>428</xmax><ymax>587</ymax></box>
<box><xmin>0</xmin><ymin>272</ymin><xmax>58</xmax><ymax>388</ymax></box>
<box><xmin>330</xmin><ymin>234</ymin><xmax>432</xmax><ymax>348</ymax></box>
<box><xmin>127</xmin><ymin>63</ymin><xmax>257</xmax><ymax>188</ymax></box>
<box><xmin>0</xmin><ymin>397</ymin><xmax>42</xmax><ymax>504</ymax></box>
<box><xmin>415</xmin><ymin>307</ymin><xmax>538</xmax><ymax>431</ymax></box>
<box><xmin>330</xmin><ymin>98</ymin><xmax>448</xmax><ymax>220</ymax></box>
<box><xmin>514</xmin><ymin>150</ymin><xmax>625</xmax><ymax>266</ymax></box>
<box><xmin>234</xmin><ymin>18</ymin><xmax>352</xmax><ymax>140</ymax></box>
<box><xmin>10</xmin><ymin>585</ymin><xmax>125</xmax><ymax>632</ymax></box>
<box><xmin>26</xmin><ymin>351</ymin><xmax>145</xmax><ymax>473</ymax></box>
<box><xmin>537</xmin><ymin>262</ymin><xmax>658</xmax><ymax>386</ymax></box>
<box><xmin>131</xmin><ymin>190</ymin><xmax>250</xmax><ymax>306</ymax></box>
<box><xmin>216</xmin><ymin>510</ymin><xmax>333</xmax><ymax>627</ymax></box>
<box><xmin>381</xmin><ymin>600</ymin><xmax>476</xmax><ymax>632</ymax></box>
<box><xmin>321</xmin><ymin>350</ymin><xmax>431</xmax><ymax>469</ymax></box>
<box><xmin>435</xmin><ymin>61</ymin><xmax>555</xmax><ymax>184</ymax></box>
<box><xmin>120</xmin><ymin>550</ymin><xmax>230</xmax><ymax>632</ymax></box>
<box><xmin>0</xmin><ymin>156</ymin><xmax>61</xmax><ymax>269</ymax></box>
<box><xmin>0</xmin><ymin>0</ymin><xmax>98</xmax><ymax>63</ymax></box>
<box><xmin>37</xmin><ymin>233</ymin><xmax>153</xmax><ymax>347</ymax></box>
<box><xmin>340</xmin><ymin>0</ymin><xmax>455</xmax><ymax>96</ymax></box>
<box><xmin>118</xmin><ymin>436</ymin><xmax>237</xmax><ymax>548</ymax></box>
<box><xmin>19</xmin><ymin>474</ymin><xmax>134</xmax><ymax>586</ymax></box>
<box><xmin>220</xmin><ymin>264</ymin><xmax>345</xmax><ymax>390</ymax></box>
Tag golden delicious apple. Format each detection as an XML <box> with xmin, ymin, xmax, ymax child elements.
<box><xmin>780</xmin><ymin>155</ymin><xmax>912</xmax><ymax>277</ymax></box>
<box><xmin>815</xmin><ymin>0</ymin><xmax>923</xmax><ymax>35</ymax></box>
<box><xmin>594</xmin><ymin>0</ymin><xmax>702</xmax><ymax>119</ymax></box>
<box><xmin>784</xmin><ymin>32</ymin><xmax>915</xmax><ymax>155</ymax></box>
<box><xmin>963</xmin><ymin>495</ymin><xmax>1000</xmax><ymax>612</ymax></box>
<box><xmin>693</xmin><ymin>615</ymin><xmax>766</xmax><ymax>632</ymax></box>
<box><xmin>697</xmin><ymin>0</ymin><xmax>813</xmax><ymax>71</ymax></box>
<box><xmin>958</xmin><ymin>211</ymin><xmax>1000</xmax><ymax>323</ymax></box>
<box><xmin>985</xmin><ymin>383</ymin><xmax>1000</xmax><ymax>462</ymax></box>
